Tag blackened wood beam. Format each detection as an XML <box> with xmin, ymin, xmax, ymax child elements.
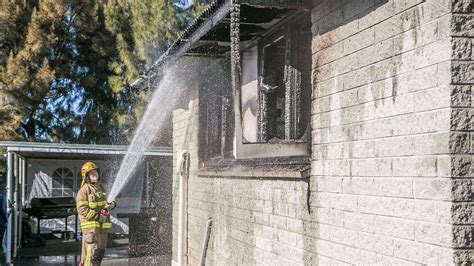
<box><xmin>224</xmin><ymin>0</ymin><xmax>241</xmax><ymax>158</ymax></box>
<box><xmin>241</xmin><ymin>0</ymin><xmax>311</xmax><ymax>10</ymax></box>
<box><xmin>145</xmin><ymin>0</ymin><xmax>231</xmax><ymax>77</ymax></box>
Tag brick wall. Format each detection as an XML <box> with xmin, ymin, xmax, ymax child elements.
<box><xmin>311</xmin><ymin>0</ymin><xmax>472</xmax><ymax>264</ymax></box>
<box><xmin>171</xmin><ymin>0</ymin><xmax>473</xmax><ymax>264</ymax></box>
<box><xmin>450</xmin><ymin>1</ymin><xmax>474</xmax><ymax>263</ymax></box>
<box><xmin>173</xmin><ymin>99</ymin><xmax>315</xmax><ymax>265</ymax></box>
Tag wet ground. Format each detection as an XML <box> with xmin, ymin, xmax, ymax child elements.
<box><xmin>12</xmin><ymin>235</ymin><xmax>171</xmax><ymax>265</ymax></box>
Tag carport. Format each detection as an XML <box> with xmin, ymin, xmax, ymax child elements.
<box><xmin>0</xmin><ymin>141</ymin><xmax>172</xmax><ymax>264</ymax></box>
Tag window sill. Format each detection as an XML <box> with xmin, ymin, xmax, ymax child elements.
<box><xmin>234</xmin><ymin>141</ymin><xmax>310</xmax><ymax>159</ymax></box>
<box><xmin>242</xmin><ymin>139</ymin><xmax>308</xmax><ymax>144</ymax></box>
<box><xmin>196</xmin><ymin>156</ymin><xmax>310</xmax><ymax>179</ymax></box>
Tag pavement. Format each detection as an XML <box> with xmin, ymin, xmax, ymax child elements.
<box><xmin>11</xmin><ymin>235</ymin><xmax>171</xmax><ymax>265</ymax></box>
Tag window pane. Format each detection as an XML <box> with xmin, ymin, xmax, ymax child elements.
<box><xmin>52</xmin><ymin>169</ymin><xmax>62</xmax><ymax>178</ymax></box>
<box><xmin>51</xmin><ymin>167</ymin><xmax>75</xmax><ymax>194</ymax></box>
<box><xmin>64</xmin><ymin>169</ymin><xmax>73</xmax><ymax>178</ymax></box>
<box><xmin>51</xmin><ymin>189</ymin><xmax>62</xmax><ymax>197</ymax></box>
<box><xmin>52</xmin><ymin>178</ymin><xmax>63</xmax><ymax>189</ymax></box>
<box><xmin>64</xmin><ymin>178</ymin><xmax>73</xmax><ymax>189</ymax></box>
<box><xmin>63</xmin><ymin>189</ymin><xmax>73</xmax><ymax>197</ymax></box>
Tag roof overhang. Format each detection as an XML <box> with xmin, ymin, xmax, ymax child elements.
<box><xmin>135</xmin><ymin>0</ymin><xmax>311</xmax><ymax>83</ymax></box>
<box><xmin>0</xmin><ymin>141</ymin><xmax>172</xmax><ymax>160</ymax></box>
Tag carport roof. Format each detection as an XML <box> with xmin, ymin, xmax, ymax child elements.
<box><xmin>0</xmin><ymin>141</ymin><xmax>172</xmax><ymax>160</ymax></box>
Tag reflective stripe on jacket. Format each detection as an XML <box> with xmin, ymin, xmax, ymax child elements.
<box><xmin>76</xmin><ymin>183</ymin><xmax>112</xmax><ymax>230</ymax></box>
<box><xmin>80</xmin><ymin>221</ymin><xmax>113</xmax><ymax>229</ymax></box>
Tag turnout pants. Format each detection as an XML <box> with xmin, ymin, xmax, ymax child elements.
<box><xmin>81</xmin><ymin>228</ymin><xmax>108</xmax><ymax>266</ymax></box>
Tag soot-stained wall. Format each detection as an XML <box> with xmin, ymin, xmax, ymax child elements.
<box><xmin>171</xmin><ymin>0</ymin><xmax>474</xmax><ymax>264</ymax></box>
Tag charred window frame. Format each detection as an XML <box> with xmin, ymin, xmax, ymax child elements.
<box><xmin>257</xmin><ymin>17</ymin><xmax>311</xmax><ymax>143</ymax></box>
<box><xmin>198</xmin><ymin>11</ymin><xmax>311</xmax><ymax>163</ymax></box>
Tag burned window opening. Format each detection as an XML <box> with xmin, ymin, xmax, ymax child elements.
<box><xmin>255</xmin><ymin>17</ymin><xmax>311</xmax><ymax>143</ymax></box>
<box><xmin>198</xmin><ymin>6</ymin><xmax>311</xmax><ymax>163</ymax></box>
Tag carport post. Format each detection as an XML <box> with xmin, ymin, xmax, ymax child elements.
<box><xmin>16</xmin><ymin>157</ymin><xmax>25</xmax><ymax>255</ymax></box>
<box><xmin>6</xmin><ymin>151</ymin><xmax>13</xmax><ymax>264</ymax></box>
<box><xmin>12</xmin><ymin>154</ymin><xmax>19</xmax><ymax>258</ymax></box>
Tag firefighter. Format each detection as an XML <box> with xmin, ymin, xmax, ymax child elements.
<box><xmin>76</xmin><ymin>162</ymin><xmax>116</xmax><ymax>266</ymax></box>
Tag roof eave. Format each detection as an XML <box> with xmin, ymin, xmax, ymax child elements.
<box><xmin>0</xmin><ymin>141</ymin><xmax>172</xmax><ymax>158</ymax></box>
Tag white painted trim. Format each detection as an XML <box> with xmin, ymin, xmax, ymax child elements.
<box><xmin>6</xmin><ymin>152</ymin><xmax>12</xmax><ymax>264</ymax></box>
<box><xmin>233</xmin><ymin>116</ymin><xmax>310</xmax><ymax>159</ymax></box>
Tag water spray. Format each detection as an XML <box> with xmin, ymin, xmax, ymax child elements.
<box><xmin>107</xmin><ymin>58</ymin><xmax>226</xmax><ymax>205</ymax></box>
<box><xmin>107</xmin><ymin>60</ymin><xmax>193</xmax><ymax>203</ymax></box>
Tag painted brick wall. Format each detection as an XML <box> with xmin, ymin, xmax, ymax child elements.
<box><xmin>171</xmin><ymin>0</ymin><xmax>472</xmax><ymax>265</ymax></box>
<box><xmin>450</xmin><ymin>1</ymin><xmax>474</xmax><ymax>263</ymax></box>
<box><xmin>311</xmin><ymin>0</ymin><xmax>472</xmax><ymax>264</ymax></box>
<box><xmin>172</xmin><ymin>99</ymin><xmax>316</xmax><ymax>265</ymax></box>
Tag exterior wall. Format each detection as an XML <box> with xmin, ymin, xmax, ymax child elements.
<box><xmin>171</xmin><ymin>0</ymin><xmax>473</xmax><ymax>265</ymax></box>
<box><xmin>450</xmin><ymin>1</ymin><xmax>474</xmax><ymax>263</ymax></box>
<box><xmin>173</xmin><ymin>101</ymin><xmax>316</xmax><ymax>265</ymax></box>
<box><xmin>172</xmin><ymin>100</ymin><xmax>200</xmax><ymax>264</ymax></box>
<box><xmin>311</xmin><ymin>0</ymin><xmax>471</xmax><ymax>264</ymax></box>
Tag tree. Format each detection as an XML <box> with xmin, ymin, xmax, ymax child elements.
<box><xmin>0</xmin><ymin>0</ymin><xmax>62</xmax><ymax>141</ymax></box>
<box><xmin>0</xmin><ymin>0</ymin><xmax>36</xmax><ymax>140</ymax></box>
<box><xmin>103</xmin><ymin>0</ymin><xmax>207</xmax><ymax>143</ymax></box>
<box><xmin>0</xmin><ymin>0</ymin><xmax>126</xmax><ymax>143</ymax></box>
<box><xmin>0</xmin><ymin>0</ymin><xmax>207</xmax><ymax>144</ymax></box>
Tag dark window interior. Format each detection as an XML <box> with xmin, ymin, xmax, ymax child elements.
<box><xmin>260</xmin><ymin>35</ymin><xmax>287</xmax><ymax>141</ymax></box>
<box><xmin>258</xmin><ymin>16</ymin><xmax>312</xmax><ymax>142</ymax></box>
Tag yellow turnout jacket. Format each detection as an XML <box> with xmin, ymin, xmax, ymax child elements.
<box><xmin>76</xmin><ymin>183</ymin><xmax>112</xmax><ymax>230</ymax></box>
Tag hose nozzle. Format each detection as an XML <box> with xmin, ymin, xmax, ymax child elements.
<box><xmin>105</xmin><ymin>200</ymin><xmax>116</xmax><ymax>211</ymax></box>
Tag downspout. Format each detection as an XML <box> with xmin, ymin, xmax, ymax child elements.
<box><xmin>6</xmin><ymin>151</ymin><xmax>13</xmax><ymax>264</ymax></box>
<box><xmin>177</xmin><ymin>150</ymin><xmax>189</xmax><ymax>266</ymax></box>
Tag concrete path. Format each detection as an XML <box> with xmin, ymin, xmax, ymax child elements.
<box><xmin>13</xmin><ymin>237</ymin><xmax>170</xmax><ymax>265</ymax></box>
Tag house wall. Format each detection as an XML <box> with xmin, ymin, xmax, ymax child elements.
<box><xmin>311</xmin><ymin>0</ymin><xmax>472</xmax><ymax>264</ymax></box>
<box><xmin>173</xmin><ymin>99</ymin><xmax>316</xmax><ymax>265</ymax></box>
<box><xmin>171</xmin><ymin>0</ymin><xmax>473</xmax><ymax>265</ymax></box>
<box><xmin>450</xmin><ymin>1</ymin><xmax>474</xmax><ymax>263</ymax></box>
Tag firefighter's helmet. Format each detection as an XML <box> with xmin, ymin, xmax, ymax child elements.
<box><xmin>80</xmin><ymin>161</ymin><xmax>98</xmax><ymax>187</ymax></box>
